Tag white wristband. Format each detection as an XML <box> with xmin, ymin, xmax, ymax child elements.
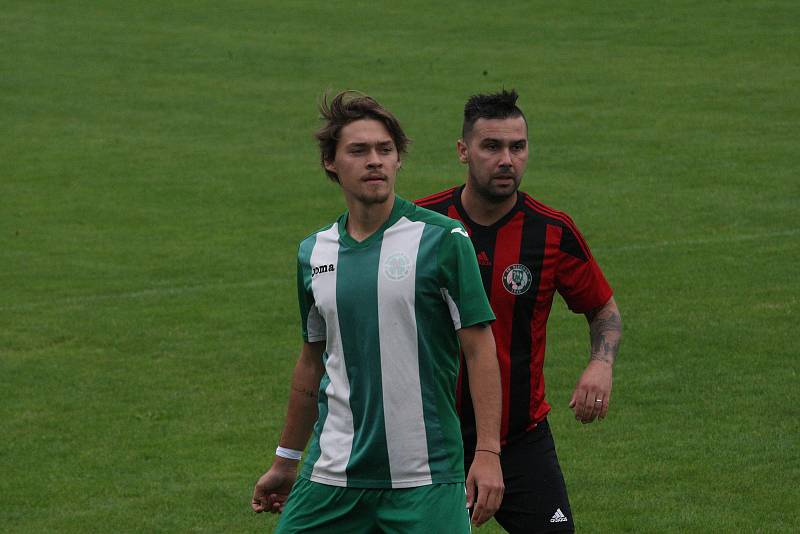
<box><xmin>275</xmin><ymin>446</ymin><xmax>303</xmax><ymax>460</ymax></box>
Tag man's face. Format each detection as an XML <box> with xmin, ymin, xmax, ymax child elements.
<box><xmin>324</xmin><ymin>119</ymin><xmax>400</xmax><ymax>206</ymax></box>
<box><xmin>458</xmin><ymin>116</ymin><xmax>528</xmax><ymax>202</ymax></box>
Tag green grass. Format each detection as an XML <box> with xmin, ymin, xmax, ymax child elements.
<box><xmin>2</xmin><ymin>1</ymin><xmax>798</xmax><ymax>532</ymax></box>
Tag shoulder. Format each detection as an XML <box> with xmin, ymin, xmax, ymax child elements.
<box><xmin>518</xmin><ymin>191</ymin><xmax>579</xmax><ymax>229</ymax></box>
<box><xmin>297</xmin><ymin>221</ymin><xmax>337</xmax><ymax>257</ymax></box>
<box><xmin>414</xmin><ymin>186</ymin><xmax>459</xmax><ymax>212</ymax></box>
<box><xmin>520</xmin><ymin>191</ymin><xmax>580</xmax><ymax>235</ymax></box>
<box><xmin>519</xmin><ymin>192</ymin><xmax>595</xmax><ymax>260</ymax></box>
<box><xmin>398</xmin><ymin>199</ymin><xmax>472</xmax><ymax>253</ymax></box>
<box><xmin>403</xmin><ymin>204</ymin><xmax>473</xmax><ymax>260</ymax></box>
<box><xmin>299</xmin><ymin>221</ymin><xmax>337</xmax><ymax>245</ymax></box>
<box><xmin>406</xmin><ymin>202</ymin><xmax>466</xmax><ymax>234</ymax></box>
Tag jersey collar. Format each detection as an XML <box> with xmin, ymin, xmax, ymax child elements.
<box><xmin>337</xmin><ymin>195</ymin><xmax>410</xmax><ymax>249</ymax></box>
<box><xmin>454</xmin><ymin>185</ymin><xmax>525</xmax><ymax>232</ymax></box>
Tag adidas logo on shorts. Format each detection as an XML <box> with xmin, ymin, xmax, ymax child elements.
<box><xmin>550</xmin><ymin>508</ymin><xmax>568</xmax><ymax>523</ymax></box>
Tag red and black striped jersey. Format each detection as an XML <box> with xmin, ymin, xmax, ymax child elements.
<box><xmin>415</xmin><ymin>185</ymin><xmax>612</xmax><ymax>447</ymax></box>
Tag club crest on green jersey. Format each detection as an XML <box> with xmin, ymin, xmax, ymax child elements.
<box><xmin>383</xmin><ymin>252</ymin><xmax>412</xmax><ymax>281</ymax></box>
<box><xmin>502</xmin><ymin>263</ymin><xmax>532</xmax><ymax>295</ymax></box>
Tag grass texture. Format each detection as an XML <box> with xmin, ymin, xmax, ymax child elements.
<box><xmin>2</xmin><ymin>1</ymin><xmax>798</xmax><ymax>532</ymax></box>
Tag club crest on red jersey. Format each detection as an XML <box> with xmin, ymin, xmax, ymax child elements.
<box><xmin>502</xmin><ymin>264</ymin><xmax>532</xmax><ymax>295</ymax></box>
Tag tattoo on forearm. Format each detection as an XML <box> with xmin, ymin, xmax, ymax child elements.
<box><xmin>590</xmin><ymin>310</ymin><xmax>622</xmax><ymax>364</ymax></box>
<box><xmin>292</xmin><ymin>385</ymin><xmax>318</xmax><ymax>399</ymax></box>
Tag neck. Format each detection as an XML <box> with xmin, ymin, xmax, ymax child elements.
<box><xmin>461</xmin><ymin>183</ymin><xmax>517</xmax><ymax>226</ymax></box>
<box><xmin>345</xmin><ymin>195</ymin><xmax>396</xmax><ymax>242</ymax></box>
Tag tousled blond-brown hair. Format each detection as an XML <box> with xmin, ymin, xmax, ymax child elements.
<box><xmin>315</xmin><ymin>91</ymin><xmax>410</xmax><ymax>182</ymax></box>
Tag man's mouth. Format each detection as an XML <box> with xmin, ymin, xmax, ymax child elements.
<box><xmin>363</xmin><ymin>173</ymin><xmax>388</xmax><ymax>182</ymax></box>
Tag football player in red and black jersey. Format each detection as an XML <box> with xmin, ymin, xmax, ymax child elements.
<box><xmin>416</xmin><ymin>90</ymin><xmax>622</xmax><ymax>533</ymax></box>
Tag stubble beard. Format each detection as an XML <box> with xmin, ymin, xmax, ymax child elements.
<box><xmin>351</xmin><ymin>180</ymin><xmax>393</xmax><ymax>206</ymax></box>
<box><xmin>468</xmin><ymin>171</ymin><xmax>520</xmax><ymax>205</ymax></box>
<box><xmin>356</xmin><ymin>189</ymin><xmax>392</xmax><ymax>205</ymax></box>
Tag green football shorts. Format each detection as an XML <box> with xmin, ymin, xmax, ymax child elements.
<box><xmin>275</xmin><ymin>477</ymin><xmax>471</xmax><ymax>533</ymax></box>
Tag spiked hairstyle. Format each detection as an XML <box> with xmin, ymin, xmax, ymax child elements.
<box><xmin>462</xmin><ymin>89</ymin><xmax>527</xmax><ymax>140</ymax></box>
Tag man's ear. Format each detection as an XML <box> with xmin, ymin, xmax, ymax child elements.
<box><xmin>324</xmin><ymin>159</ymin><xmax>336</xmax><ymax>174</ymax></box>
<box><xmin>457</xmin><ymin>139</ymin><xmax>469</xmax><ymax>164</ymax></box>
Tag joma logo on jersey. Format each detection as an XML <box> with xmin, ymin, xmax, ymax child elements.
<box><xmin>312</xmin><ymin>264</ymin><xmax>335</xmax><ymax>277</ymax></box>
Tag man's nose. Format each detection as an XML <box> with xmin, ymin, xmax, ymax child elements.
<box><xmin>367</xmin><ymin>148</ymin><xmax>383</xmax><ymax>168</ymax></box>
<box><xmin>498</xmin><ymin>147</ymin><xmax>513</xmax><ymax>167</ymax></box>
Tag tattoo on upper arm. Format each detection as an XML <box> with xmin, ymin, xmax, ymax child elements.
<box><xmin>590</xmin><ymin>310</ymin><xmax>622</xmax><ymax>364</ymax></box>
<box><xmin>292</xmin><ymin>385</ymin><xmax>318</xmax><ymax>399</ymax></box>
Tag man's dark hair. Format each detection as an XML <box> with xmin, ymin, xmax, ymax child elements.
<box><xmin>315</xmin><ymin>91</ymin><xmax>411</xmax><ymax>182</ymax></box>
<box><xmin>462</xmin><ymin>89</ymin><xmax>527</xmax><ymax>140</ymax></box>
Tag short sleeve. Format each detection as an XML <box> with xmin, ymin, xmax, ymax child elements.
<box><xmin>437</xmin><ymin>224</ymin><xmax>496</xmax><ymax>329</ymax></box>
<box><xmin>297</xmin><ymin>240</ymin><xmax>326</xmax><ymax>342</ymax></box>
<box><xmin>555</xmin><ymin>225</ymin><xmax>613</xmax><ymax>313</ymax></box>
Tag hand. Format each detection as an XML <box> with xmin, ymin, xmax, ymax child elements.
<box><xmin>466</xmin><ymin>450</ymin><xmax>504</xmax><ymax>527</ymax></box>
<box><xmin>569</xmin><ymin>359</ymin><xmax>613</xmax><ymax>423</ymax></box>
<box><xmin>251</xmin><ymin>458</ymin><xmax>298</xmax><ymax>514</ymax></box>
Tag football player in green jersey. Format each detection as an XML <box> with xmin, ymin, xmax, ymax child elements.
<box><xmin>251</xmin><ymin>91</ymin><xmax>504</xmax><ymax>532</ymax></box>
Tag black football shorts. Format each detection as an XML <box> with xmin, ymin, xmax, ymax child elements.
<box><xmin>465</xmin><ymin>418</ymin><xmax>574</xmax><ymax>533</ymax></box>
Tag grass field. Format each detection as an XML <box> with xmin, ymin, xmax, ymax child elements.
<box><xmin>2</xmin><ymin>1</ymin><xmax>798</xmax><ymax>532</ymax></box>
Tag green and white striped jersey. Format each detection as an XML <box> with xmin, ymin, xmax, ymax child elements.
<box><xmin>296</xmin><ymin>196</ymin><xmax>494</xmax><ymax>489</ymax></box>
